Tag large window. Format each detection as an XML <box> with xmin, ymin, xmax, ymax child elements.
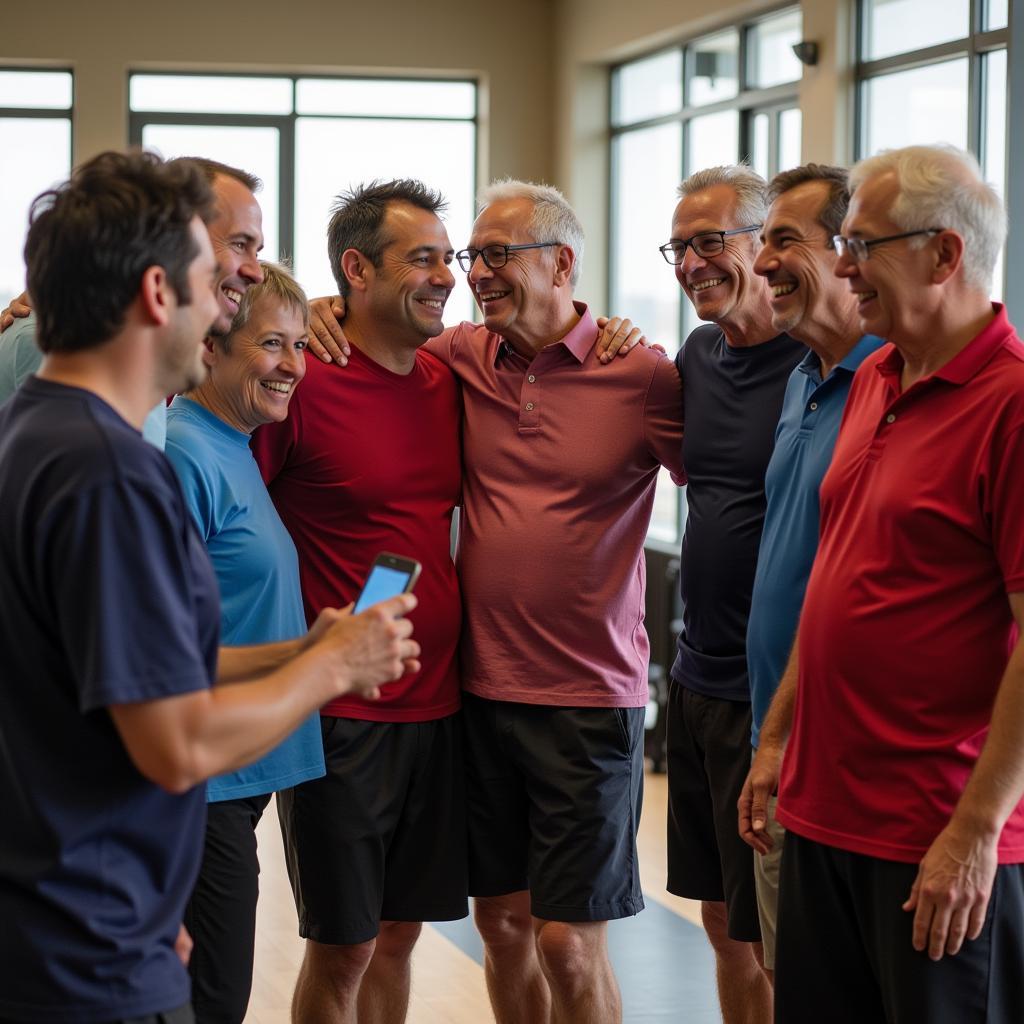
<box><xmin>0</xmin><ymin>69</ymin><xmax>73</xmax><ymax>307</ymax></box>
<box><xmin>129</xmin><ymin>73</ymin><xmax>478</xmax><ymax>324</ymax></box>
<box><xmin>856</xmin><ymin>0</ymin><xmax>1008</xmax><ymax>297</ymax></box>
<box><xmin>609</xmin><ymin>7</ymin><xmax>802</xmax><ymax>545</ymax></box>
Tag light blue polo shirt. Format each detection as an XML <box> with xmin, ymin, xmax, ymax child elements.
<box><xmin>0</xmin><ymin>312</ymin><xmax>167</xmax><ymax>447</ymax></box>
<box><xmin>747</xmin><ymin>334</ymin><xmax>884</xmax><ymax>748</ymax></box>
<box><xmin>165</xmin><ymin>396</ymin><xmax>325</xmax><ymax>801</ymax></box>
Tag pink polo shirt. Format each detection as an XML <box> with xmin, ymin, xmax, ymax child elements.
<box><xmin>427</xmin><ymin>303</ymin><xmax>685</xmax><ymax>707</ymax></box>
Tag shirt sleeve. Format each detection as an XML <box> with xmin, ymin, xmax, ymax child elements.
<box><xmin>643</xmin><ymin>354</ymin><xmax>686</xmax><ymax>485</ymax></box>
<box><xmin>45</xmin><ymin>477</ymin><xmax>214</xmax><ymax>712</ymax></box>
<box><xmin>423</xmin><ymin>325</ymin><xmax>460</xmax><ymax>367</ymax></box>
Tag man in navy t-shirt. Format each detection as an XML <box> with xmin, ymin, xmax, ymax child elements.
<box><xmin>0</xmin><ymin>151</ymin><xmax>418</xmax><ymax>1024</ymax></box>
<box><xmin>659</xmin><ymin>164</ymin><xmax>804</xmax><ymax>1024</ymax></box>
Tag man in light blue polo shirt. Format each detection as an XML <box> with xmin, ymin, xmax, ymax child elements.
<box><xmin>736</xmin><ymin>164</ymin><xmax>884</xmax><ymax>975</ymax></box>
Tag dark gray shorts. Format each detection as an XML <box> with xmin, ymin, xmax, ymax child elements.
<box><xmin>462</xmin><ymin>692</ymin><xmax>645</xmax><ymax>923</ymax></box>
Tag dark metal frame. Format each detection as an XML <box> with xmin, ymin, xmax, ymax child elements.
<box><xmin>128</xmin><ymin>70</ymin><xmax>479</xmax><ymax>266</ymax></box>
<box><xmin>0</xmin><ymin>65</ymin><xmax>74</xmax><ymax>162</ymax></box>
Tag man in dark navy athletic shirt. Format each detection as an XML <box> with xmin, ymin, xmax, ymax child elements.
<box><xmin>659</xmin><ymin>163</ymin><xmax>804</xmax><ymax>1024</ymax></box>
<box><xmin>0</xmin><ymin>150</ymin><xmax>417</xmax><ymax>1024</ymax></box>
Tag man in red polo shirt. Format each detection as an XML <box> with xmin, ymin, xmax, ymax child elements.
<box><xmin>750</xmin><ymin>144</ymin><xmax>1024</xmax><ymax>1022</ymax></box>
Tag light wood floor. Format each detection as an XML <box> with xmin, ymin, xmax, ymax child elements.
<box><xmin>244</xmin><ymin>771</ymin><xmax>706</xmax><ymax>1024</ymax></box>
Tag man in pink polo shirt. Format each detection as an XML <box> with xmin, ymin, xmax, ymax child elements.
<box><xmin>751</xmin><ymin>144</ymin><xmax>1024</xmax><ymax>1022</ymax></box>
<box><xmin>434</xmin><ymin>181</ymin><xmax>684</xmax><ymax>1024</ymax></box>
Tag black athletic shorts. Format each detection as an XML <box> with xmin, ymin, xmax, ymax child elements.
<box><xmin>665</xmin><ymin>682</ymin><xmax>761</xmax><ymax>941</ymax></box>
<box><xmin>462</xmin><ymin>692</ymin><xmax>645</xmax><ymax>923</ymax></box>
<box><xmin>184</xmin><ymin>793</ymin><xmax>271</xmax><ymax>1024</ymax></box>
<box><xmin>775</xmin><ymin>832</ymin><xmax>1024</xmax><ymax>1024</ymax></box>
<box><xmin>277</xmin><ymin>714</ymin><xmax>468</xmax><ymax>946</ymax></box>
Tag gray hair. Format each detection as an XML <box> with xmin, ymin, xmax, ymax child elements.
<box><xmin>215</xmin><ymin>260</ymin><xmax>308</xmax><ymax>353</ymax></box>
<box><xmin>677</xmin><ymin>164</ymin><xmax>769</xmax><ymax>229</ymax></box>
<box><xmin>849</xmin><ymin>145</ymin><xmax>1005</xmax><ymax>293</ymax></box>
<box><xmin>477</xmin><ymin>179</ymin><xmax>585</xmax><ymax>288</ymax></box>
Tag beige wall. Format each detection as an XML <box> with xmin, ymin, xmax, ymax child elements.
<box><xmin>2</xmin><ymin>0</ymin><xmax>556</xmax><ymax>187</ymax></box>
<box><xmin>553</xmin><ymin>0</ymin><xmax>855</xmax><ymax>302</ymax></box>
<box><xmin>8</xmin><ymin>0</ymin><xmax>856</xmax><ymax>305</ymax></box>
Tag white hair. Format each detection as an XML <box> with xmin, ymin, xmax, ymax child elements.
<box><xmin>849</xmin><ymin>144</ymin><xmax>1006</xmax><ymax>293</ymax></box>
<box><xmin>677</xmin><ymin>164</ymin><xmax>768</xmax><ymax>229</ymax></box>
<box><xmin>477</xmin><ymin>178</ymin><xmax>585</xmax><ymax>288</ymax></box>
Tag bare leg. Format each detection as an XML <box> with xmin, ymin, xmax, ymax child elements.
<box><xmin>474</xmin><ymin>892</ymin><xmax>552</xmax><ymax>1024</ymax></box>
<box><xmin>701</xmin><ymin>901</ymin><xmax>772</xmax><ymax>1024</ymax></box>
<box><xmin>534</xmin><ymin>918</ymin><xmax>621</xmax><ymax>1024</ymax></box>
<box><xmin>357</xmin><ymin>920</ymin><xmax>422</xmax><ymax>1024</ymax></box>
<box><xmin>290</xmin><ymin>937</ymin><xmax>375</xmax><ymax>1024</ymax></box>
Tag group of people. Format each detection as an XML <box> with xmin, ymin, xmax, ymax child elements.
<box><xmin>0</xmin><ymin>135</ymin><xmax>1022</xmax><ymax>1024</ymax></box>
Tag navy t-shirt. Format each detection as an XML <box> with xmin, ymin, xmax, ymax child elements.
<box><xmin>0</xmin><ymin>378</ymin><xmax>220</xmax><ymax>1022</ymax></box>
<box><xmin>671</xmin><ymin>326</ymin><xmax>805</xmax><ymax>702</ymax></box>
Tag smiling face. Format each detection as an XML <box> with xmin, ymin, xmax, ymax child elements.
<box><xmin>670</xmin><ymin>183</ymin><xmax>765</xmax><ymax>329</ymax></box>
<box><xmin>834</xmin><ymin>170</ymin><xmax>937</xmax><ymax>341</ymax></box>
<box><xmin>754</xmin><ymin>180</ymin><xmax>853</xmax><ymax>342</ymax></box>
<box><xmin>163</xmin><ymin>216</ymin><xmax>222</xmax><ymax>395</ymax></box>
<box><xmin>207</xmin><ymin>174</ymin><xmax>265</xmax><ymax>336</ymax></box>
<box><xmin>466</xmin><ymin>197</ymin><xmax>569</xmax><ymax>347</ymax></box>
<box><xmin>361</xmin><ymin>201</ymin><xmax>455</xmax><ymax>346</ymax></box>
<box><xmin>207</xmin><ymin>295</ymin><xmax>307</xmax><ymax>433</ymax></box>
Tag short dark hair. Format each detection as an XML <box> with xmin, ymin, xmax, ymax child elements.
<box><xmin>25</xmin><ymin>150</ymin><xmax>215</xmax><ymax>354</ymax></box>
<box><xmin>327</xmin><ymin>179</ymin><xmax>447</xmax><ymax>297</ymax></box>
<box><xmin>182</xmin><ymin>156</ymin><xmax>262</xmax><ymax>194</ymax></box>
<box><xmin>767</xmin><ymin>163</ymin><xmax>850</xmax><ymax>242</ymax></box>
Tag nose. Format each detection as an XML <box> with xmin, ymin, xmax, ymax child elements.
<box><xmin>678</xmin><ymin>244</ymin><xmax>707</xmax><ymax>276</ymax></box>
<box><xmin>833</xmin><ymin>248</ymin><xmax>856</xmax><ymax>279</ymax></box>
<box><xmin>435</xmin><ymin>262</ymin><xmax>456</xmax><ymax>290</ymax></box>
<box><xmin>468</xmin><ymin>252</ymin><xmax>492</xmax><ymax>286</ymax></box>
<box><xmin>280</xmin><ymin>343</ymin><xmax>305</xmax><ymax>380</ymax></box>
<box><xmin>752</xmin><ymin>245</ymin><xmax>775</xmax><ymax>278</ymax></box>
<box><xmin>241</xmin><ymin>254</ymin><xmax>263</xmax><ymax>285</ymax></box>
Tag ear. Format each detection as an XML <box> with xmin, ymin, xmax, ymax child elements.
<box><xmin>930</xmin><ymin>229</ymin><xmax>965</xmax><ymax>286</ymax></box>
<box><xmin>201</xmin><ymin>337</ymin><xmax>217</xmax><ymax>368</ymax></box>
<box><xmin>553</xmin><ymin>244</ymin><xmax>575</xmax><ymax>288</ymax></box>
<box><xmin>340</xmin><ymin>248</ymin><xmax>372</xmax><ymax>294</ymax></box>
<box><xmin>139</xmin><ymin>265</ymin><xmax>172</xmax><ymax>326</ymax></box>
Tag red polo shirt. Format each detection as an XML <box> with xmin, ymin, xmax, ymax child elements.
<box><xmin>777</xmin><ymin>305</ymin><xmax>1024</xmax><ymax>863</ymax></box>
<box><xmin>427</xmin><ymin>302</ymin><xmax>685</xmax><ymax>708</ymax></box>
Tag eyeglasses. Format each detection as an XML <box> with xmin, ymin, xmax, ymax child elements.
<box><xmin>831</xmin><ymin>228</ymin><xmax>945</xmax><ymax>263</ymax></box>
<box><xmin>455</xmin><ymin>242</ymin><xmax>562</xmax><ymax>273</ymax></box>
<box><xmin>658</xmin><ymin>225</ymin><xmax>762</xmax><ymax>265</ymax></box>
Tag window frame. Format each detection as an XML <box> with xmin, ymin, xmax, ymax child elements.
<box><xmin>128</xmin><ymin>70</ymin><xmax>480</xmax><ymax>266</ymax></box>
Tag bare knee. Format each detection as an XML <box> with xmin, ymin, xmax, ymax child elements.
<box><xmin>374</xmin><ymin>920</ymin><xmax>422</xmax><ymax>962</ymax></box>
<box><xmin>534</xmin><ymin>920</ymin><xmax>605</xmax><ymax>990</ymax></box>
<box><xmin>303</xmin><ymin>937</ymin><xmax>376</xmax><ymax>994</ymax></box>
<box><xmin>700</xmin><ymin>901</ymin><xmax>754</xmax><ymax>963</ymax></box>
<box><xmin>474</xmin><ymin>892</ymin><xmax>533</xmax><ymax>952</ymax></box>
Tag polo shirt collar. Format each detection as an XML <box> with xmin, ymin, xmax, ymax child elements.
<box><xmin>796</xmin><ymin>333</ymin><xmax>883</xmax><ymax>382</ymax></box>
<box><xmin>495</xmin><ymin>301</ymin><xmax>596</xmax><ymax>365</ymax></box>
<box><xmin>877</xmin><ymin>303</ymin><xmax>1014</xmax><ymax>386</ymax></box>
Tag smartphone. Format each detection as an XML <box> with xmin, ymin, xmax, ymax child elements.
<box><xmin>352</xmin><ymin>552</ymin><xmax>422</xmax><ymax>613</ymax></box>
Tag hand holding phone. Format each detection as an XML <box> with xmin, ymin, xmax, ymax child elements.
<box><xmin>353</xmin><ymin>552</ymin><xmax>422</xmax><ymax>613</ymax></box>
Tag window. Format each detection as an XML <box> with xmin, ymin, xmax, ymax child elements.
<box><xmin>856</xmin><ymin>0</ymin><xmax>1009</xmax><ymax>297</ymax></box>
<box><xmin>129</xmin><ymin>73</ymin><xmax>478</xmax><ymax>324</ymax></box>
<box><xmin>0</xmin><ymin>69</ymin><xmax>73</xmax><ymax>307</ymax></box>
<box><xmin>610</xmin><ymin>8</ymin><xmax>802</xmax><ymax>545</ymax></box>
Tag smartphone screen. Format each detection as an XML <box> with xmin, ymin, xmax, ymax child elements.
<box><xmin>353</xmin><ymin>564</ymin><xmax>417</xmax><ymax>613</ymax></box>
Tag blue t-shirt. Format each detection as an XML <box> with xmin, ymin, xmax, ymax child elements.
<box><xmin>0</xmin><ymin>378</ymin><xmax>219</xmax><ymax>1022</ymax></box>
<box><xmin>746</xmin><ymin>335</ymin><xmax>885</xmax><ymax>747</ymax></box>
<box><xmin>0</xmin><ymin>312</ymin><xmax>167</xmax><ymax>447</ymax></box>
<box><xmin>165</xmin><ymin>396</ymin><xmax>324</xmax><ymax>801</ymax></box>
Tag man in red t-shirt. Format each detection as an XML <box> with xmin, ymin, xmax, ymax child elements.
<box><xmin>750</xmin><ymin>145</ymin><xmax>1024</xmax><ymax>1023</ymax></box>
<box><xmin>251</xmin><ymin>180</ymin><xmax>466</xmax><ymax>1024</ymax></box>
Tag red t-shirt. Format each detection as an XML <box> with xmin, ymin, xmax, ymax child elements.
<box><xmin>252</xmin><ymin>344</ymin><xmax>462</xmax><ymax>722</ymax></box>
<box><xmin>777</xmin><ymin>306</ymin><xmax>1024</xmax><ymax>863</ymax></box>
